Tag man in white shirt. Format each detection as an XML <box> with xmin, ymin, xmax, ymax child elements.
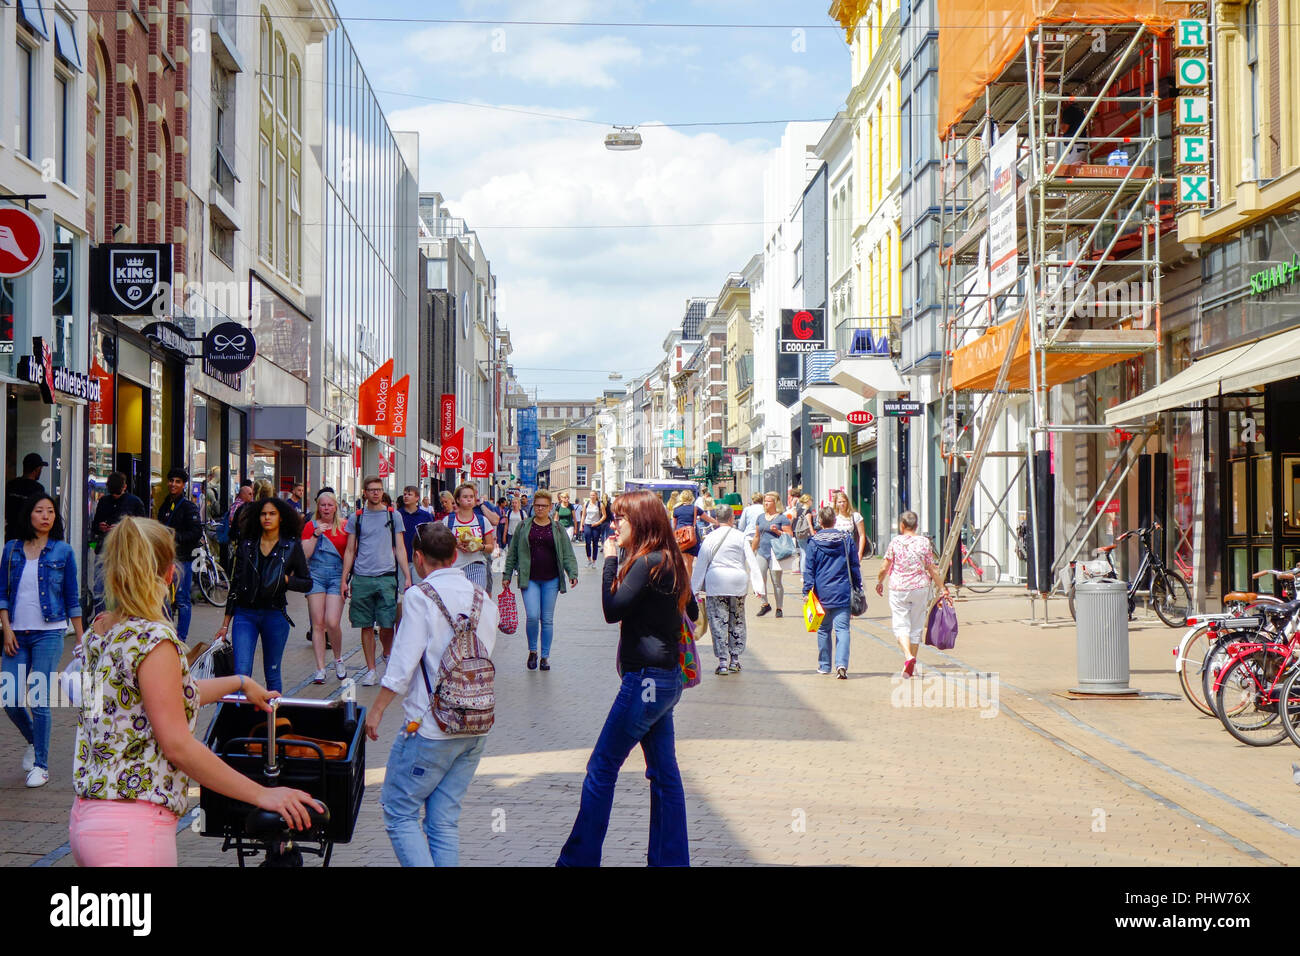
<box><xmin>692</xmin><ymin>505</ymin><xmax>766</xmax><ymax>675</ymax></box>
<box><xmin>738</xmin><ymin>493</ymin><xmax>765</xmax><ymax>535</ymax></box>
<box><xmin>366</xmin><ymin>522</ymin><xmax>499</xmax><ymax>867</ymax></box>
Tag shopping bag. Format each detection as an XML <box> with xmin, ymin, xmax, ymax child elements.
<box><xmin>803</xmin><ymin>589</ymin><xmax>825</xmax><ymax>632</ymax></box>
<box><xmin>192</xmin><ymin>637</ymin><xmax>234</xmax><ymax>680</ymax></box>
<box><xmin>924</xmin><ymin>595</ymin><xmax>959</xmax><ymax>650</ymax></box>
<box><xmin>496</xmin><ymin>586</ymin><xmax>519</xmax><ymax>635</ymax></box>
<box><xmin>678</xmin><ymin>614</ymin><xmax>702</xmax><ymax>689</ymax></box>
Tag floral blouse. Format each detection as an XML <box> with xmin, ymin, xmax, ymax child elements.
<box><xmin>884</xmin><ymin>534</ymin><xmax>936</xmax><ymax>593</ymax></box>
<box><xmin>74</xmin><ymin>617</ymin><xmax>198</xmax><ymax>816</ymax></box>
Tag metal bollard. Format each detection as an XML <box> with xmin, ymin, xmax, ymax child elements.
<box><xmin>1071</xmin><ymin>578</ymin><xmax>1136</xmax><ymax>695</ymax></box>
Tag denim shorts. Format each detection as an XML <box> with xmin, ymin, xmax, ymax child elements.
<box><xmin>308</xmin><ymin>550</ymin><xmax>344</xmax><ymax>595</ymax></box>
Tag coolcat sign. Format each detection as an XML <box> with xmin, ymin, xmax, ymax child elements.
<box><xmin>779</xmin><ymin>309</ymin><xmax>826</xmax><ymax>353</ymax></box>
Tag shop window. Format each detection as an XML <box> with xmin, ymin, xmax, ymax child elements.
<box><xmin>258</xmin><ymin>136</ymin><xmax>271</xmax><ymax>262</ymax></box>
<box><xmin>259</xmin><ymin>11</ymin><xmax>272</xmax><ymax>101</ymax></box>
<box><xmin>15</xmin><ymin>40</ymin><xmax>35</xmax><ymax>159</ymax></box>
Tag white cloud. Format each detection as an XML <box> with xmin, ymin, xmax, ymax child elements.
<box><xmin>732</xmin><ymin>52</ymin><xmax>814</xmax><ymax>97</ymax></box>
<box><xmin>391</xmin><ymin>102</ymin><xmax>769</xmax><ymax>393</ymax></box>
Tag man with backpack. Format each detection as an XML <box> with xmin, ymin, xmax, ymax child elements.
<box><xmin>365</xmin><ymin>521</ymin><xmax>498</xmax><ymax>867</ymax></box>
<box><xmin>342</xmin><ymin>475</ymin><xmax>414</xmax><ymax>686</ymax></box>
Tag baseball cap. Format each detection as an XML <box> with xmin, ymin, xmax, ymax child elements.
<box><xmin>23</xmin><ymin>453</ymin><xmax>48</xmax><ymax>471</ymax></box>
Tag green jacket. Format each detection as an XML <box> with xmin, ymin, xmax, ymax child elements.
<box><xmin>502</xmin><ymin>517</ymin><xmax>580</xmax><ymax>592</ymax></box>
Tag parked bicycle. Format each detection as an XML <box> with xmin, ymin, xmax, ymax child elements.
<box><xmin>193</xmin><ymin>520</ymin><xmax>231</xmax><ymax>605</ymax></box>
<box><xmin>1197</xmin><ymin>569</ymin><xmax>1297</xmax><ymax>719</ymax></box>
<box><xmin>1212</xmin><ymin>598</ymin><xmax>1300</xmax><ymax>746</ymax></box>
<box><xmin>924</xmin><ymin>530</ymin><xmax>1000</xmax><ymax>594</ymax></box>
<box><xmin>1066</xmin><ymin>522</ymin><xmax>1190</xmax><ymax>627</ymax></box>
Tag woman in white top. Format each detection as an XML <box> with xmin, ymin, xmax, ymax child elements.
<box><xmin>692</xmin><ymin>506</ymin><xmax>766</xmax><ymax>675</ymax></box>
<box><xmin>832</xmin><ymin>490</ymin><xmax>868</xmax><ymax>560</ymax></box>
<box><xmin>446</xmin><ymin>482</ymin><xmax>496</xmax><ymax>591</ymax></box>
<box><xmin>578</xmin><ymin>490</ymin><xmax>606</xmax><ymax>569</ymax></box>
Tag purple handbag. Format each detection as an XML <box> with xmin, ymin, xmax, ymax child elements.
<box><xmin>924</xmin><ymin>596</ymin><xmax>958</xmax><ymax>650</ymax></box>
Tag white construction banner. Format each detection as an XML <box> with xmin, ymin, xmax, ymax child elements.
<box><xmin>988</xmin><ymin>127</ymin><xmax>1019</xmax><ymax>296</ymax></box>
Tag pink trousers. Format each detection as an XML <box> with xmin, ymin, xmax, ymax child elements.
<box><xmin>69</xmin><ymin>797</ymin><xmax>179</xmax><ymax>867</ymax></box>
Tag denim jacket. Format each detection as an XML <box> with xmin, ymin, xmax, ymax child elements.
<box><xmin>0</xmin><ymin>538</ymin><xmax>82</xmax><ymax>623</ymax></box>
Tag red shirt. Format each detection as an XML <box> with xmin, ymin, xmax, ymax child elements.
<box><xmin>303</xmin><ymin>520</ymin><xmax>349</xmax><ymax>556</ymax></box>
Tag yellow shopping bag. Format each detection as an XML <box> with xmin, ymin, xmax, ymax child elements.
<box><xmin>803</xmin><ymin>589</ymin><xmax>825</xmax><ymax>632</ymax></box>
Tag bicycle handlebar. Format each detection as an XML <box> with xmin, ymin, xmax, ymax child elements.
<box><xmin>219</xmin><ymin>694</ymin><xmax>347</xmax><ymax>710</ymax></box>
<box><xmin>1252</xmin><ymin>569</ymin><xmax>1298</xmax><ymax>581</ymax></box>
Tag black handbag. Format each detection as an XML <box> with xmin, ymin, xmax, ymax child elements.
<box><xmin>842</xmin><ymin>532</ymin><xmax>868</xmax><ymax>617</ymax></box>
<box><xmin>211</xmin><ymin>639</ymin><xmax>235</xmax><ymax>678</ymax></box>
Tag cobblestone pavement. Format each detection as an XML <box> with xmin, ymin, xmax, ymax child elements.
<box><xmin>2</xmin><ymin>558</ymin><xmax>1297</xmax><ymax>866</ymax></box>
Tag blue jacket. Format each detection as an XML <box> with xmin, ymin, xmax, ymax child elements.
<box><xmin>801</xmin><ymin>529</ymin><xmax>862</xmax><ymax>609</ymax></box>
<box><xmin>0</xmin><ymin>538</ymin><xmax>82</xmax><ymax>623</ymax></box>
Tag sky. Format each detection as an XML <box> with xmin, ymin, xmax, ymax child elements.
<box><xmin>334</xmin><ymin>0</ymin><xmax>851</xmax><ymax>400</ymax></box>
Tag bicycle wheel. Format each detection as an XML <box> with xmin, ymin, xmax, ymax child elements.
<box><xmin>861</xmin><ymin>536</ymin><xmax>876</xmax><ymax>560</ymax></box>
<box><xmin>1067</xmin><ymin>584</ymin><xmax>1076</xmax><ymax>621</ymax></box>
<box><xmin>1176</xmin><ymin>625</ymin><xmax>1219</xmax><ymax>717</ymax></box>
<box><xmin>1278</xmin><ymin>665</ymin><xmax>1300</xmax><ymax>749</ymax></box>
<box><xmin>1152</xmin><ymin>571</ymin><xmax>1192</xmax><ymax>628</ymax></box>
<box><xmin>1200</xmin><ymin>635</ymin><xmax>1238</xmax><ymax>719</ymax></box>
<box><xmin>963</xmin><ymin>550</ymin><xmax>1000</xmax><ymax>593</ymax></box>
<box><xmin>198</xmin><ymin>561</ymin><xmax>230</xmax><ymax>606</ymax></box>
<box><xmin>1215</xmin><ymin>652</ymin><xmax>1287</xmax><ymax>746</ymax></box>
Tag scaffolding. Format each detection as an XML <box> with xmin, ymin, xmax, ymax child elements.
<box><xmin>935</xmin><ymin>16</ymin><xmax>1174</xmax><ymax>604</ymax></box>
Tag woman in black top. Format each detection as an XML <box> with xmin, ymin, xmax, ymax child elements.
<box><xmin>557</xmin><ymin>490</ymin><xmax>696</xmax><ymax>867</ymax></box>
<box><xmin>216</xmin><ymin>497</ymin><xmax>311</xmax><ymax>692</ymax></box>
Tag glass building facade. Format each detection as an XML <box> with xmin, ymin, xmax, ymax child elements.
<box><xmin>320</xmin><ymin>27</ymin><xmax>410</xmax><ymax>498</ymax></box>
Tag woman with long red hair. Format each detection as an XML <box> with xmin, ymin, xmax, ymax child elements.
<box><xmin>557</xmin><ymin>490</ymin><xmax>697</xmax><ymax>867</ymax></box>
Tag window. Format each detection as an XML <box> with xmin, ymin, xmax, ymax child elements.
<box><xmin>274</xmin><ymin>37</ymin><xmax>286</xmax><ymax>117</ymax></box>
<box><xmin>92</xmin><ymin>50</ymin><xmax>106</xmax><ymax>241</ymax></box>
<box><xmin>259</xmin><ymin>12</ymin><xmax>272</xmax><ymax>99</ymax></box>
<box><xmin>54</xmin><ymin>73</ymin><xmax>69</xmax><ymax>183</ymax></box>
<box><xmin>1245</xmin><ymin>1</ymin><xmax>1259</xmax><ymax>179</ymax></box>
<box><xmin>211</xmin><ymin>214</ymin><xmax>234</xmax><ymax>266</ymax></box>
<box><xmin>126</xmin><ymin>93</ymin><xmax>140</xmax><ymax>236</ymax></box>
<box><xmin>577</xmin><ymin>434</ymin><xmax>588</xmax><ymax>455</ymax></box>
<box><xmin>793</xmin><ymin>241</ymin><xmax>803</xmax><ymax>286</ymax></box>
<box><xmin>53</xmin><ymin>10</ymin><xmax>83</xmax><ymax>72</ymax></box>
<box><xmin>576</xmin><ymin>466</ymin><xmax>587</xmax><ymax>487</ymax></box>
<box><xmin>258</xmin><ymin>135</ymin><xmax>271</xmax><ymax>261</ymax></box>
<box><xmin>289</xmin><ymin>170</ymin><xmax>301</xmax><ymax>283</ymax></box>
<box><xmin>15</xmin><ymin>41</ymin><xmax>34</xmax><ymax>159</ymax></box>
<box><xmin>288</xmin><ymin>58</ymin><xmax>301</xmax><ymax>136</ymax></box>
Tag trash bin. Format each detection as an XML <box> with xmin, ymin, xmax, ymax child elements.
<box><xmin>1071</xmin><ymin>578</ymin><xmax>1136</xmax><ymax>695</ymax></box>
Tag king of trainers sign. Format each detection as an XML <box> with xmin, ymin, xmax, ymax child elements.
<box><xmin>90</xmin><ymin>244</ymin><xmax>174</xmax><ymax>316</ymax></box>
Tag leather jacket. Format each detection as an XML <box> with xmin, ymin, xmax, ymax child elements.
<box><xmin>225</xmin><ymin>536</ymin><xmax>311</xmax><ymax>612</ymax></box>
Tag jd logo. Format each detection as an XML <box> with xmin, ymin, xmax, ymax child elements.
<box><xmin>822</xmin><ymin>432</ymin><xmax>849</xmax><ymax>457</ymax></box>
<box><xmin>108</xmin><ymin>248</ymin><xmax>159</xmax><ymax>311</ymax></box>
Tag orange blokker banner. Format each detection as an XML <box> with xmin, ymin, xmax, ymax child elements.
<box><xmin>357</xmin><ymin>358</ymin><xmax>393</xmax><ymax>428</ymax></box>
<box><xmin>378</xmin><ymin>374</ymin><xmax>409</xmax><ymax>437</ymax></box>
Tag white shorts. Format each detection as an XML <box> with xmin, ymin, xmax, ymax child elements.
<box><xmin>889</xmin><ymin>587</ymin><xmax>931</xmax><ymax>643</ymax></box>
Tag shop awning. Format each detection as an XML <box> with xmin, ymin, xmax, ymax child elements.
<box><xmin>829</xmin><ymin>355</ymin><xmax>908</xmax><ymax>397</ymax></box>
<box><xmin>250</xmin><ymin>406</ymin><xmax>352</xmax><ymax>457</ymax></box>
<box><xmin>950</xmin><ymin>310</ymin><xmax>1156</xmax><ymax>391</ymax></box>
<box><xmin>800</xmin><ymin>384</ymin><xmax>861</xmax><ymax>421</ymax></box>
<box><xmin>1105</xmin><ymin>325</ymin><xmax>1300</xmax><ymax>424</ymax></box>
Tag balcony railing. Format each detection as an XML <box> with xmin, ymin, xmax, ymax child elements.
<box><xmin>834</xmin><ymin>316</ymin><xmax>901</xmax><ymax>359</ymax></box>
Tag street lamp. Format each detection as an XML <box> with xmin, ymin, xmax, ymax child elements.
<box><xmin>604</xmin><ymin>126</ymin><xmax>642</xmax><ymax>151</ymax></box>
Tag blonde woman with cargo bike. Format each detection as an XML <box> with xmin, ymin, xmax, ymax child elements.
<box><xmin>70</xmin><ymin>517</ymin><xmax>322</xmax><ymax>867</ymax></box>
<box><xmin>876</xmin><ymin>510</ymin><xmax>949</xmax><ymax>678</ymax></box>
<box><xmin>502</xmin><ymin>489</ymin><xmax>579</xmax><ymax>671</ymax></box>
<box><xmin>557</xmin><ymin>490</ymin><xmax>697</xmax><ymax>867</ymax></box>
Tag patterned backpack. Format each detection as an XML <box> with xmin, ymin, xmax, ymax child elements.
<box><xmin>417</xmin><ymin>583</ymin><xmax>496</xmax><ymax>735</ymax></box>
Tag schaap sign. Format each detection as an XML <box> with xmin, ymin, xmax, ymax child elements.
<box><xmin>847</xmin><ymin>410</ymin><xmax>875</xmax><ymax>426</ymax></box>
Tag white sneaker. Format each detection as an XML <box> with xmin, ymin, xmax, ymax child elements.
<box><xmin>360</xmin><ymin>668</ymin><xmax>378</xmax><ymax>687</ymax></box>
<box><xmin>335</xmin><ymin>660</ymin><xmax>347</xmax><ymax>681</ymax></box>
<box><xmin>25</xmin><ymin>767</ymin><xmax>48</xmax><ymax>788</ymax></box>
<box><xmin>22</xmin><ymin>745</ymin><xmax>34</xmax><ymax>772</ymax></box>
<box><xmin>312</xmin><ymin>669</ymin><xmax>326</xmax><ymax>684</ymax></box>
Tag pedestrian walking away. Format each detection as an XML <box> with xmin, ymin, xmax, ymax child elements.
<box><xmin>802</xmin><ymin>507</ymin><xmax>863</xmax><ymax>678</ymax></box>
<box><xmin>738</xmin><ymin>492</ymin><xmax>765</xmax><ymax>534</ymax></box>
<box><xmin>793</xmin><ymin>494</ymin><xmax>816</xmax><ymax>571</ymax></box>
<box><xmin>445</xmin><ymin>483</ymin><xmax>496</xmax><ymax>593</ymax></box>
<box><xmin>502</xmin><ymin>489</ymin><xmax>579</xmax><ymax>671</ymax></box>
<box><xmin>89</xmin><ymin>471</ymin><xmax>147</xmax><ymax>613</ymax></box>
<box><xmin>366</xmin><ymin>522</ymin><xmax>500</xmax><ymax>867</ymax></box>
<box><xmin>302</xmin><ymin>491</ymin><xmax>349</xmax><ymax>684</ymax></box>
<box><xmin>672</xmin><ymin>489</ymin><xmax>718</xmax><ymax>579</ymax></box>
<box><xmin>578</xmin><ymin>489</ymin><xmax>607</xmax><ymax>568</ymax></box>
<box><xmin>0</xmin><ymin>493</ymin><xmax>83</xmax><ymax>787</ymax></box>
<box><xmin>691</xmin><ymin>504</ymin><xmax>765</xmax><ymax>675</ymax></box>
<box><xmin>557</xmin><ymin>489</ymin><xmax>696</xmax><ymax>867</ymax></box>
<box><xmin>876</xmin><ymin>510</ymin><xmax>949</xmax><ymax>678</ymax></box>
<box><xmin>751</xmin><ymin>492</ymin><xmax>795</xmax><ymax>618</ymax></box>
<box><xmin>397</xmin><ymin>485</ymin><xmax>434</xmax><ymax>628</ymax></box>
<box><xmin>217</xmin><ymin>498</ymin><xmax>312</xmax><ymax>693</ymax></box>
<box><xmin>72</xmin><ymin>516</ymin><xmax>322</xmax><ymax>866</ymax></box>
<box><xmin>343</xmin><ymin>476</ymin><xmax>414</xmax><ymax>687</ymax></box>
<box><xmin>158</xmin><ymin>467</ymin><xmax>204</xmax><ymax>642</ymax></box>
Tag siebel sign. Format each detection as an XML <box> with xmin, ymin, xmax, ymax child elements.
<box><xmin>847</xmin><ymin>410</ymin><xmax>876</xmax><ymax>426</ymax></box>
<box><xmin>779</xmin><ymin>309</ymin><xmax>827</xmax><ymax>353</ymax></box>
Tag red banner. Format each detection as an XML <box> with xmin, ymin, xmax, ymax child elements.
<box><xmin>419</xmin><ymin>457</ymin><xmax>430</xmax><ymax>479</ymax></box>
<box><xmin>378</xmin><ymin>374</ymin><xmax>409</xmax><ymax>437</ymax></box>
<box><xmin>438</xmin><ymin>429</ymin><xmax>464</xmax><ymax>471</ymax></box>
<box><xmin>89</xmin><ymin>356</ymin><xmax>114</xmax><ymax>426</ymax></box>
<box><xmin>378</xmin><ymin>449</ymin><xmax>395</xmax><ymax>478</ymax></box>
<box><xmin>440</xmin><ymin>394</ymin><xmax>456</xmax><ymax>442</ymax></box>
<box><xmin>470</xmin><ymin>445</ymin><xmax>494</xmax><ymax>479</ymax></box>
<box><xmin>358</xmin><ymin>358</ymin><xmax>394</xmax><ymax>427</ymax></box>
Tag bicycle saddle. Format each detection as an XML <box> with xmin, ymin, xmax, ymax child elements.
<box><xmin>245</xmin><ymin>805</ymin><xmax>330</xmax><ymax>837</ymax></box>
<box><xmin>1224</xmin><ymin>592</ymin><xmax>1259</xmax><ymax>603</ymax></box>
<box><xmin>1093</xmin><ymin>545</ymin><xmax>1117</xmax><ymax>555</ymax></box>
